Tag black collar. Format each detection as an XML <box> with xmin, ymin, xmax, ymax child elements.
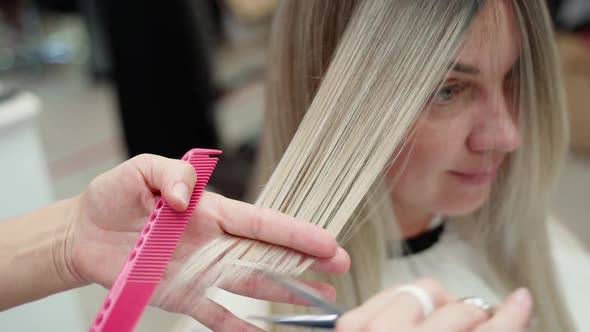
<box><xmin>401</xmin><ymin>222</ymin><xmax>446</xmax><ymax>256</ymax></box>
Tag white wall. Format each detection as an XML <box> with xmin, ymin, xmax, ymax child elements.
<box><xmin>0</xmin><ymin>90</ymin><xmax>86</xmax><ymax>331</ymax></box>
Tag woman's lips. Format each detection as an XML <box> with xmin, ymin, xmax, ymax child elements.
<box><xmin>448</xmin><ymin>169</ymin><xmax>498</xmax><ymax>185</ymax></box>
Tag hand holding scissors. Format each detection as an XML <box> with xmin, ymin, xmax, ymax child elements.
<box><xmin>252</xmin><ymin>276</ymin><xmax>534</xmax><ymax>331</ymax></box>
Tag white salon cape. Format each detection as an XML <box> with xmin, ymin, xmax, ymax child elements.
<box><xmin>172</xmin><ymin>219</ymin><xmax>590</xmax><ymax>332</ymax></box>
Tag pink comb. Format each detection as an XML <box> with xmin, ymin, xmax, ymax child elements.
<box><xmin>89</xmin><ymin>148</ymin><xmax>222</xmax><ymax>332</ymax></box>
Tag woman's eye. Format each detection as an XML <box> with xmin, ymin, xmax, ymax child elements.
<box><xmin>433</xmin><ymin>83</ymin><xmax>465</xmax><ymax>105</ymax></box>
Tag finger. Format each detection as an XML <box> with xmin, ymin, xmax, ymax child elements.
<box><xmin>309</xmin><ymin>247</ymin><xmax>351</xmax><ymax>274</ymax></box>
<box><xmin>474</xmin><ymin>288</ymin><xmax>533</xmax><ymax>332</ymax></box>
<box><xmin>221</xmin><ymin>275</ymin><xmax>336</xmax><ymax>305</ymax></box>
<box><xmin>417</xmin><ymin>301</ymin><xmax>489</xmax><ymax>331</ymax></box>
<box><xmin>187</xmin><ymin>297</ymin><xmax>264</xmax><ymax>332</ymax></box>
<box><xmin>203</xmin><ymin>192</ymin><xmax>343</xmax><ymax>259</ymax></box>
<box><xmin>131</xmin><ymin>154</ymin><xmax>197</xmax><ymax>211</ymax></box>
<box><xmin>336</xmin><ymin>279</ymin><xmax>450</xmax><ymax>331</ymax></box>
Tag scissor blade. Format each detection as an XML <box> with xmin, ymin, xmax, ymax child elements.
<box><xmin>249</xmin><ymin>314</ymin><xmax>338</xmax><ymax>329</ymax></box>
<box><xmin>267</xmin><ymin>272</ymin><xmax>344</xmax><ymax>315</ymax></box>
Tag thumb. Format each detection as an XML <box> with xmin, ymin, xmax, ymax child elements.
<box><xmin>131</xmin><ymin>154</ymin><xmax>197</xmax><ymax>211</ymax></box>
<box><xmin>475</xmin><ymin>288</ymin><xmax>533</xmax><ymax>332</ymax></box>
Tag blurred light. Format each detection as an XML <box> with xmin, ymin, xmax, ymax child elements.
<box><xmin>38</xmin><ymin>39</ymin><xmax>75</xmax><ymax>64</ymax></box>
<box><xmin>0</xmin><ymin>49</ymin><xmax>15</xmax><ymax>70</ymax></box>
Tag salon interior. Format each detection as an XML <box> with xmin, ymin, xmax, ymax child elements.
<box><xmin>0</xmin><ymin>0</ymin><xmax>588</xmax><ymax>331</ymax></box>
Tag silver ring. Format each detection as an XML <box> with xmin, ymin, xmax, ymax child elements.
<box><xmin>459</xmin><ymin>297</ymin><xmax>495</xmax><ymax>317</ymax></box>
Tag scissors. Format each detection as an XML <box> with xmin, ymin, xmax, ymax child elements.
<box><xmin>248</xmin><ymin>272</ymin><xmax>346</xmax><ymax>329</ymax></box>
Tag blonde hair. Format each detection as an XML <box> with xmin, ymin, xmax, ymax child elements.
<box><xmin>166</xmin><ymin>1</ymin><xmax>575</xmax><ymax>331</ymax></box>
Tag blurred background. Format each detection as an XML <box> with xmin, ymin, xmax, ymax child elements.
<box><xmin>0</xmin><ymin>0</ymin><xmax>588</xmax><ymax>331</ymax></box>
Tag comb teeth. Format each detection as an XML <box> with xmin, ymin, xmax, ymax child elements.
<box><xmin>89</xmin><ymin>148</ymin><xmax>221</xmax><ymax>332</ymax></box>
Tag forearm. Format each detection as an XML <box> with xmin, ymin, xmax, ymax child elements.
<box><xmin>0</xmin><ymin>196</ymin><xmax>84</xmax><ymax>311</ymax></box>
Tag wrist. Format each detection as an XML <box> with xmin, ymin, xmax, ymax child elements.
<box><xmin>0</xmin><ymin>195</ymin><xmax>87</xmax><ymax>310</ymax></box>
<box><xmin>51</xmin><ymin>194</ymin><xmax>88</xmax><ymax>290</ymax></box>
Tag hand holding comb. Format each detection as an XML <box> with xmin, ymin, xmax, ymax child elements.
<box><xmin>89</xmin><ymin>148</ymin><xmax>221</xmax><ymax>332</ymax></box>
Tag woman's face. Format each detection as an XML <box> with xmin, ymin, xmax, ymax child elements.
<box><xmin>388</xmin><ymin>1</ymin><xmax>521</xmax><ymax>222</ymax></box>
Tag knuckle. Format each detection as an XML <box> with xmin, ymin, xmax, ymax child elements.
<box><xmin>335</xmin><ymin>315</ymin><xmax>356</xmax><ymax>332</ymax></box>
<box><xmin>206</xmin><ymin>191</ymin><xmax>224</xmax><ymax>207</ymax></box>
<box><xmin>132</xmin><ymin>153</ymin><xmax>154</xmax><ymax>164</ymax></box>
<box><xmin>192</xmin><ymin>191</ymin><xmax>221</xmax><ymax>228</ymax></box>
<box><xmin>250</xmin><ymin>206</ymin><xmax>266</xmax><ymax>237</ymax></box>
<box><xmin>286</xmin><ymin>289</ymin><xmax>299</xmax><ymax>304</ymax></box>
<box><xmin>199</xmin><ymin>305</ymin><xmax>238</xmax><ymax>332</ymax></box>
<box><xmin>413</xmin><ymin>278</ymin><xmax>449</xmax><ymax>304</ymax></box>
<box><xmin>241</xmin><ymin>276</ymin><xmax>258</xmax><ymax>297</ymax></box>
<box><xmin>205</xmin><ymin>311</ymin><xmax>228</xmax><ymax>331</ymax></box>
<box><xmin>360</xmin><ymin>322</ymin><xmax>381</xmax><ymax>332</ymax></box>
<box><xmin>86</xmin><ymin>175</ymin><xmax>101</xmax><ymax>193</ymax></box>
<box><xmin>287</xmin><ymin>225</ymin><xmax>298</xmax><ymax>249</ymax></box>
<box><xmin>207</xmin><ymin>195</ymin><xmax>225</xmax><ymax>224</ymax></box>
<box><xmin>414</xmin><ymin>278</ymin><xmax>444</xmax><ymax>292</ymax></box>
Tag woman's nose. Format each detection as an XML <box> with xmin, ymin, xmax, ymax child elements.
<box><xmin>467</xmin><ymin>93</ymin><xmax>522</xmax><ymax>153</ymax></box>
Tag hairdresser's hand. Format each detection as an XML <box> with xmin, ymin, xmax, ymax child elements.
<box><xmin>61</xmin><ymin>154</ymin><xmax>349</xmax><ymax>330</ymax></box>
<box><xmin>335</xmin><ymin>279</ymin><xmax>533</xmax><ymax>332</ymax></box>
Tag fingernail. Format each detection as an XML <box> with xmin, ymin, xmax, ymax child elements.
<box><xmin>508</xmin><ymin>288</ymin><xmax>532</xmax><ymax>308</ymax></box>
<box><xmin>173</xmin><ymin>182</ymin><xmax>190</xmax><ymax>207</ymax></box>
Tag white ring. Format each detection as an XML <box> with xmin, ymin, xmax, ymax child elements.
<box><xmin>393</xmin><ymin>285</ymin><xmax>435</xmax><ymax>318</ymax></box>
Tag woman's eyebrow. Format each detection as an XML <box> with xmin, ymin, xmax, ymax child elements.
<box><xmin>451</xmin><ymin>62</ymin><xmax>480</xmax><ymax>75</ymax></box>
